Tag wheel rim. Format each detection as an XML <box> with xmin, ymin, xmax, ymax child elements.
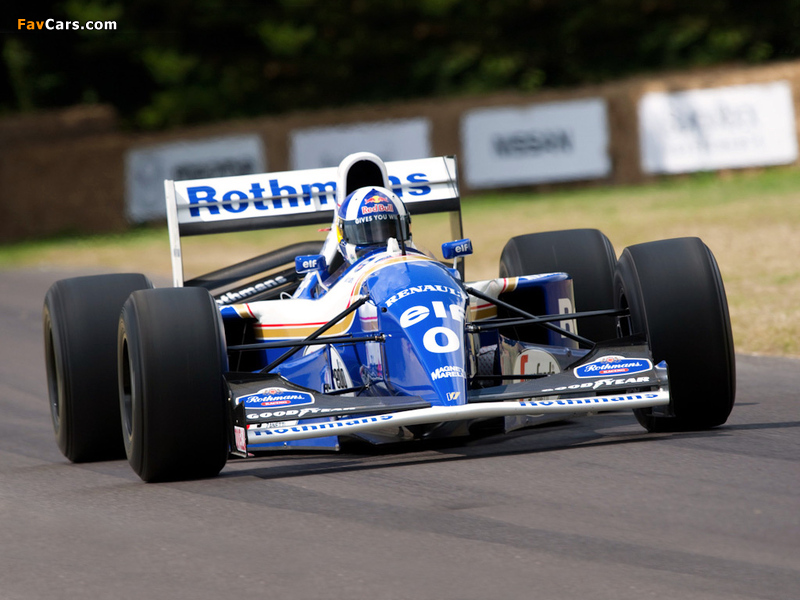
<box><xmin>120</xmin><ymin>337</ymin><xmax>134</xmax><ymax>439</ymax></box>
<box><xmin>616</xmin><ymin>292</ymin><xmax>632</xmax><ymax>338</ymax></box>
<box><xmin>44</xmin><ymin>315</ymin><xmax>62</xmax><ymax>431</ymax></box>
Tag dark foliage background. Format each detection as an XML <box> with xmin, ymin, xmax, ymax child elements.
<box><xmin>4</xmin><ymin>0</ymin><xmax>800</xmax><ymax>130</ymax></box>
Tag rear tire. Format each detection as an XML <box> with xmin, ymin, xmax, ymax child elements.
<box><xmin>615</xmin><ymin>238</ymin><xmax>735</xmax><ymax>431</ymax></box>
<box><xmin>118</xmin><ymin>287</ymin><xmax>229</xmax><ymax>482</ymax></box>
<box><xmin>43</xmin><ymin>274</ymin><xmax>153</xmax><ymax>462</ymax></box>
<box><xmin>499</xmin><ymin>229</ymin><xmax>618</xmax><ymax>342</ymax></box>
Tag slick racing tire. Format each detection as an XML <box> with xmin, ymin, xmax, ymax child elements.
<box><xmin>43</xmin><ymin>273</ymin><xmax>153</xmax><ymax>463</ymax></box>
<box><xmin>615</xmin><ymin>238</ymin><xmax>736</xmax><ymax>432</ymax></box>
<box><xmin>118</xmin><ymin>287</ymin><xmax>228</xmax><ymax>482</ymax></box>
<box><xmin>499</xmin><ymin>229</ymin><xmax>618</xmax><ymax>342</ymax></box>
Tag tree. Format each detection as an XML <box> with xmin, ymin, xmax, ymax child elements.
<box><xmin>3</xmin><ymin>0</ymin><xmax>799</xmax><ymax>130</ymax></box>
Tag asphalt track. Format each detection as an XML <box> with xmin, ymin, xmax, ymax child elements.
<box><xmin>1</xmin><ymin>267</ymin><xmax>798</xmax><ymax>600</ymax></box>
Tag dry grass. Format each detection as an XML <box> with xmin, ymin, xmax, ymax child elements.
<box><xmin>2</xmin><ymin>168</ymin><xmax>798</xmax><ymax>357</ymax></box>
<box><xmin>459</xmin><ymin>172</ymin><xmax>800</xmax><ymax>358</ymax></box>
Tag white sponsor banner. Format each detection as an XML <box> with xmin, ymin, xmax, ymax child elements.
<box><xmin>290</xmin><ymin>118</ymin><xmax>431</xmax><ymax>169</ymax></box>
<box><xmin>171</xmin><ymin>156</ymin><xmax>457</xmax><ymax>226</ymax></box>
<box><xmin>639</xmin><ymin>81</ymin><xmax>798</xmax><ymax>174</ymax></box>
<box><xmin>126</xmin><ymin>135</ymin><xmax>266</xmax><ymax>222</ymax></box>
<box><xmin>461</xmin><ymin>98</ymin><xmax>611</xmax><ymax>188</ymax></box>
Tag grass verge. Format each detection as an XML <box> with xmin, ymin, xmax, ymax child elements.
<box><xmin>2</xmin><ymin>167</ymin><xmax>798</xmax><ymax>357</ymax></box>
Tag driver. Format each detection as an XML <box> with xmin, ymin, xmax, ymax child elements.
<box><xmin>336</xmin><ymin>186</ymin><xmax>412</xmax><ymax>264</ymax></box>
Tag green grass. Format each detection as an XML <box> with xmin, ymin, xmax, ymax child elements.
<box><xmin>2</xmin><ymin>167</ymin><xmax>799</xmax><ymax>357</ymax></box>
<box><xmin>0</xmin><ymin>227</ymin><xmax>168</xmax><ymax>269</ymax></box>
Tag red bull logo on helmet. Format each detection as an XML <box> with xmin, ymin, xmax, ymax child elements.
<box><xmin>363</xmin><ymin>193</ymin><xmax>388</xmax><ymax>204</ymax></box>
<box><xmin>360</xmin><ymin>191</ymin><xmax>397</xmax><ymax>216</ymax></box>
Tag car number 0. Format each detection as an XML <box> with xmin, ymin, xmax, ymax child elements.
<box><xmin>423</xmin><ymin>326</ymin><xmax>460</xmax><ymax>353</ymax></box>
<box><xmin>400</xmin><ymin>301</ymin><xmax>463</xmax><ymax>354</ymax></box>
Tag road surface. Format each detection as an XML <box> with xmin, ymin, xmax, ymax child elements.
<box><xmin>1</xmin><ymin>268</ymin><xmax>797</xmax><ymax>600</ymax></box>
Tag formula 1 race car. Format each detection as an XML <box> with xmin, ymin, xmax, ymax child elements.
<box><xmin>43</xmin><ymin>152</ymin><xmax>735</xmax><ymax>482</ymax></box>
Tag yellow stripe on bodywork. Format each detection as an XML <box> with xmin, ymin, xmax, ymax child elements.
<box><xmin>467</xmin><ymin>277</ymin><xmax>517</xmax><ymax>321</ymax></box>
<box><xmin>255</xmin><ymin>313</ymin><xmax>357</xmax><ymax>340</ymax></box>
<box><xmin>254</xmin><ymin>253</ymin><xmax>438</xmax><ymax>340</ymax></box>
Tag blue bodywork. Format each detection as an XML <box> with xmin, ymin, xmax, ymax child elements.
<box><xmin>223</xmin><ymin>248</ymin><xmax>582</xmax><ymax>451</ymax></box>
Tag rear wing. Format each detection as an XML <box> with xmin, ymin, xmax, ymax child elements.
<box><xmin>164</xmin><ymin>155</ymin><xmax>461</xmax><ymax>287</ymax></box>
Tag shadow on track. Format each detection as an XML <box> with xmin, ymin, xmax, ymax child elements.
<box><xmin>218</xmin><ymin>412</ymin><xmax>734</xmax><ymax>482</ymax></box>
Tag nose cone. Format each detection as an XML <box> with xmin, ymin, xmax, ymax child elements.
<box><xmin>364</xmin><ymin>258</ymin><xmax>469</xmax><ymax>406</ymax></box>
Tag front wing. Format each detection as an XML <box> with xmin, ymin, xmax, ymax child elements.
<box><xmin>245</xmin><ymin>391</ymin><xmax>669</xmax><ymax>446</ymax></box>
<box><xmin>227</xmin><ymin>342</ymin><xmax>670</xmax><ymax>452</ymax></box>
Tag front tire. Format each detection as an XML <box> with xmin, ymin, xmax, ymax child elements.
<box><xmin>43</xmin><ymin>274</ymin><xmax>152</xmax><ymax>462</ymax></box>
<box><xmin>499</xmin><ymin>229</ymin><xmax>618</xmax><ymax>342</ymax></box>
<box><xmin>615</xmin><ymin>238</ymin><xmax>735</xmax><ymax>431</ymax></box>
<box><xmin>118</xmin><ymin>287</ymin><xmax>229</xmax><ymax>482</ymax></box>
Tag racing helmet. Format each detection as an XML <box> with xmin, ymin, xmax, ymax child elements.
<box><xmin>336</xmin><ymin>186</ymin><xmax>411</xmax><ymax>263</ymax></box>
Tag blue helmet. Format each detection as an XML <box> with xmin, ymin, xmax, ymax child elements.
<box><xmin>336</xmin><ymin>186</ymin><xmax>411</xmax><ymax>263</ymax></box>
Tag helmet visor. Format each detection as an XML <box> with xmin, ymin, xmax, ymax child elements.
<box><xmin>341</xmin><ymin>214</ymin><xmax>410</xmax><ymax>246</ymax></box>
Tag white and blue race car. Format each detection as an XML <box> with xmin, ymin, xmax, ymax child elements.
<box><xmin>43</xmin><ymin>153</ymin><xmax>735</xmax><ymax>482</ymax></box>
